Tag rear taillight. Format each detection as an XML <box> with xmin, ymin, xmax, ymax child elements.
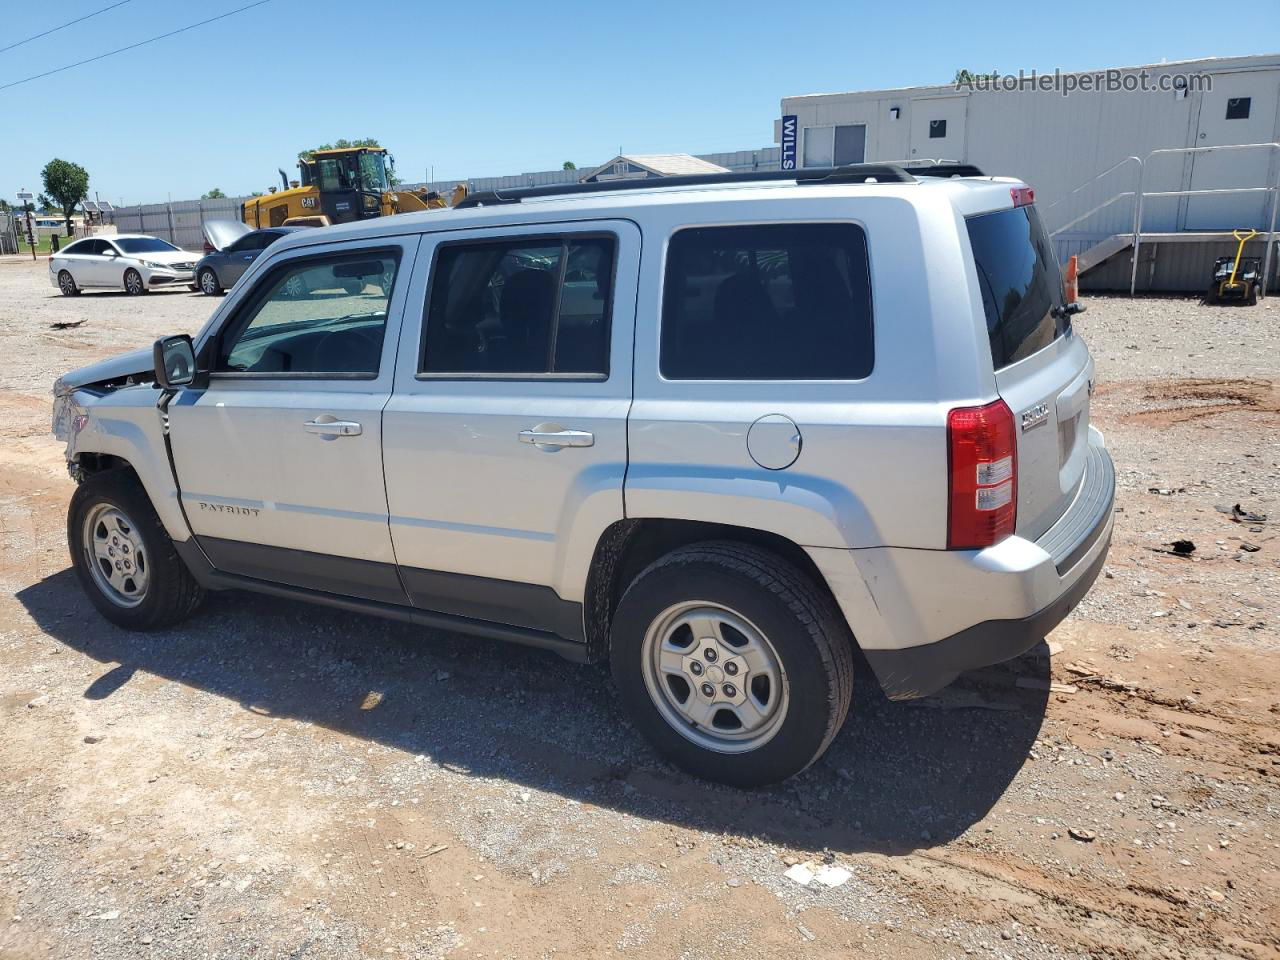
<box><xmin>202</xmin><ymin>239</ymin><xmax>215</xmax><ymax>255</ymax></box>
<box><xmin>947</xmin><ymin>399</ymin><xmax>1017</xmax><ymax>549</ymax></box>
<box><xmin>1011</xmin><ymin>186</ymin><xmax>1035</xmax><ymax>207</ymax></box>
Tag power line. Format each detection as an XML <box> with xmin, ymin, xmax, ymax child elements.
<box><xmin>0</xmin><ymin>0</ymin><xmax>273</xmax><ymax>92</ymax></box>
<box><xmin>0</xmin><ymin>1</ymin><xmax>133</xmax><ymax>55</ymax></box>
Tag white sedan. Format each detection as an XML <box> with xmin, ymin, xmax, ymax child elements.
<box><xmin>49</xmin><ymin>234</ymin><xmax>198</xmax><ymax>296</ymax></box>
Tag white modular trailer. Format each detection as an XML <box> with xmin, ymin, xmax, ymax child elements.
<box><xmin>778</xmin><ymin>54</ymin><xmax>1280</xmax><ymax>290</ymax></box>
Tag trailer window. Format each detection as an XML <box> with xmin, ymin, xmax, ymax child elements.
<box><xmin>966</xmin><ymin>205</ymin><xmax>1066</xmax><ymax>369</ymax></box>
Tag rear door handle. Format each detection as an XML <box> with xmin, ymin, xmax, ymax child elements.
<box><xmin>305</xmin><ymin>418</ymin><xmax>362</xmax><ymax>437</ymax></box>
<box><xmin>519</xmin><ymin>428</ymin><xmax>594</xmax><ymax>448</ymax></box>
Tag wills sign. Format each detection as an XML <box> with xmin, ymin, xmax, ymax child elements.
<box><xmin>780</xmin><ymin>115</ymin><xmax>798</xmax><ymax>170</ymax></box>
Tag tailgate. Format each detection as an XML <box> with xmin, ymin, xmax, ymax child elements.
<box><xmin>996</xmin><ymin>335</ymin><xmax>1093</xmax><ymax>541</ymax></box>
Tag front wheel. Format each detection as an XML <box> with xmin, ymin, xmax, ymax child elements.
<box><xmin>68</xmin><ymin>470</ymin><xmax>205</xmax><ymax>630</ymax></box>
<box><xmin>123</xmin><ymin>268</ymin><xmax>147</xmax><ymax>295</ymax></box>
<box><xmin>610</xmin><ymin>542</ymin><xmax>854</xmax><ymax>787</ymax></box>
<box><xmin>197</xmin><ymin>267</ymin><xmax>222</xmax><ymax>296</ymax></box>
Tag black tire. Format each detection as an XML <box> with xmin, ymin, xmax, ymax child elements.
<box><xmin>1205</xmin><ymin>285</ymin><xmax>1218</xmax><ymax>305</ymax></box>
<box><xmin>1246</xmin><ymin>284</ymin><xmax>1259</xmax><ymax>307</ymax></box>
<box><xmin>68</xmin><ymin>470</ymin><xmax>205</xmax><ymax>630</ymax></box>
<box><xmin>197</xmin><ymin>267</ymin><xmax>223</xmax><ymax>296</ymax></box>
<box><xmin>57</xmin><ymin>270</ymin><xmax>81</xmax><ymax>297</ymax></box>
<box><xmin>610</xmin><ymin>541</ymin><xmax>854</xmax><ymax>787</ymax></box>
<box><xmin>123</xmin><ymin>268</ymin><xmax>147</xmax><ymax>295</ymax></box>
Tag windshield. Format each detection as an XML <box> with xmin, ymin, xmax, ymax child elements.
<box><xmin>358</xmin><ymin>152</ymin><xmax>389</xmax><ymax>192</ymax></box>
<box><xmin>115</xmin><ymin>237</ymin><xmax>181</xmax><ymax>254</ymax></box>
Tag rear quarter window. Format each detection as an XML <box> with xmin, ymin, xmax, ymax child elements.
<box><xmin>661</xmin><ymin>223</ymin><xmax>873</xmax><ymax>380</ymax></box>
<box><xmin>966</xmin><ymin>205</ymin><xmax>1066</xmax><ymax>369</ymax></box>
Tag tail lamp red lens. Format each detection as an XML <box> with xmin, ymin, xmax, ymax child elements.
<box><xmin>947</xmin><ymin>399</ymin><xmax>1017</xmax><ymax>549</ymax></box>
<box><xmin>1011</xmin><ymin>186</ymin><xmax>1035</xmax><ymax>207</ymax></box>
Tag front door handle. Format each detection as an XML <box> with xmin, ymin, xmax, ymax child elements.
<box><xmin>305</xmin><ymin>418</ymin><xmax>362</xmax><ymax>437</ymax></box>
<box><xmin>519</xmin><ymin>427</ymin><xmax>594</xmax><ymax>449</ymax></box>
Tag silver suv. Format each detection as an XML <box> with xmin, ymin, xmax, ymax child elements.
<box><xmin>52</xmin><ymin>165</ymin><xmax>1113</xmax><ymax>786</ymax></box>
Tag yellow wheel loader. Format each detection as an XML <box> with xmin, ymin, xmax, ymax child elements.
<box><xmin>241</xmin><ymin>146</ymin><xmax>465</xmax><ymax>229</ymax></box>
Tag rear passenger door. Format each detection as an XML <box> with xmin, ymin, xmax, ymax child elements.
<box><xmin>382</xmin><ymin>221</ymin><xmax>639</xmax><ymax>637</ymax></box>
<box><xmin>76</xmin><ymin>239</ymin><xmax>110</xmax><ymax>286</ymax></box>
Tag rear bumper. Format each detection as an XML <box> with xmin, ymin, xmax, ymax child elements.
<box><xmin>808</xmin><ymin>428</ymin><xmax>1115</xmax><ymax>700</ymax></box>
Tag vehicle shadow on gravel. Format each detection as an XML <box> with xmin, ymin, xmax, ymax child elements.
<box><xmin>18</xmin><ymin>570</ymin><xmax>1048</xmax><ymax>856</ymax></box>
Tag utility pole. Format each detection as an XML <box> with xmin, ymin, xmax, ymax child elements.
<box><xmin>16</xmin><ymin>189</ymin><xmax>34</xmax><ymax>261</ymax></box>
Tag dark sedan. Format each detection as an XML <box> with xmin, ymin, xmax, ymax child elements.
<box><xmin>195</xmin><ymin>223</ymin><xmax>306</xmax><ymax>295</ymax></box>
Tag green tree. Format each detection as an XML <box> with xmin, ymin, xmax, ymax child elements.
<box><xmin>201</xmin><ymin>187</ymin><xmax>227</xmax><ymax>200</ymax></box>
<box><xmin>954</xmin><ymin>68</ymin><xmax>1000</xmax><ymax>89</ymax></box>
<box><xmin>562</xmin><ymin>161</ymin><xmax>577</xmax><ymax>171</ymax></box>
<box><xmin>298</xmin><ymin>138</ymin><xmax>381</xmax><ymax>162</ymax></box>
<box><xmin>40</xmin><ymin>158</ymin><xmax>90</xmax><ymax>235</ymax></box>
<box><xmin>37</xmin><ymin>193</ymin><xmax>62</xmax><ymax>213</ymax></box>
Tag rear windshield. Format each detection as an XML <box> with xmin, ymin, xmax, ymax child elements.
<box><xmin>966</xmin><ymin>205</ymin><xmax>1066</xmax><ymax>369</ymax></box>
<box><xmin>115</xmin><ymin>237</ymin><xmax>181</xmax><ymax>254</ymax></box>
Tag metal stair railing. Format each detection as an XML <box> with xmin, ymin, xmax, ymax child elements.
<box><xmin>1043</xmin><ymin>155</ymin><xmax>1143</xmax><ymax>240</ymax></box>
<box><xmin>1042</xmin><ymin>143</ymin><xmax>1280</xmax><ymax>297</ymax></box>
<box><xmin>1129</xmin><ymin>143</ymin><xmax>1280</xmax><ymax>296</ymax></box>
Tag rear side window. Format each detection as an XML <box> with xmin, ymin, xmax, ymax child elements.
<box><xmin>422</xmin><ymin>236</ymin><xmax>614</xmax><ymax>377</ymax></box>
<box><xmin>966</xmin><ymin>205</ymin><xmax>1066</xmax><ymax>369</ymax></box>
<box><xmin>661</xmin><ymin>223</ymin><xmax>873</xmax><ymax>380</ymax></box>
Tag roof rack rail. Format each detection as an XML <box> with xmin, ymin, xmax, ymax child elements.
<box><xmin>902</xmin><ymin>163</ymin><xmax>986</xmax><ymax>179</ymax></box>
<box><xmin>454</xmin><ymin>163</ymin><xmax>924</xmax><ymax>208</ymax></box>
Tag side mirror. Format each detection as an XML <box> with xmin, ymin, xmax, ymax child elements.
<box><xmin>154</xmin><ymin>334</ymin><xmax>197</xmax><ymax>389</ymax></box>
<box><xmin>105</xmin><ymin>248</ymin><xmax>118</xmax><ymax>257</ymax></box>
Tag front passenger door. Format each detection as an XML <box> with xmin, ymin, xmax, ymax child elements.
<box><xmin>166</xmin><ymin>236</ymin><xmax>418</xmax><ymax>603</ymax></box>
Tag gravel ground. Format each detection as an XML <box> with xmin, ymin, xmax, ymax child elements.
<box><xmin>1</xmin><ymin>259</ymin><xmax>1277</xmax><ymax>959</ymax></box>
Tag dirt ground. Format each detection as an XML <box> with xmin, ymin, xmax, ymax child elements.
<box><xmin>1</xmin><ymin>258</ymin><xmax>1277</xmax><ymax>960</ymax></box>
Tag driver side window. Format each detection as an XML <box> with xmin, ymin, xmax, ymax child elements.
<box><xmin>216</xmin><ymin>250</ymin><xmax>400</xmax><ymax>377</ymax></box>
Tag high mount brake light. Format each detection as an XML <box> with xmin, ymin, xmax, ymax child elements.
<box><xmin>947</xmin><ymin>399</ymin><xmax>1018</xmax><ymax>549</ymax></box>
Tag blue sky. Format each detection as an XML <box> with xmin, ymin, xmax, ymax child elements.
<box><xmin>1</xmin><ymin>0</ymin><xmax>1272</xmax><ymax>205</ymax></box>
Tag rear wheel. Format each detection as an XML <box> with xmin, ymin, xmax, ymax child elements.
<box><xmin>57</xmin><ymin>270</ymin><xmax>80</xmax><ymax>296</ymax></box>
<box><xmin>198</xmin><ymin>267</ymin><xmax>222</xmax><ymax>296</ymax></box>
<box><xmin>68</xmin><ymin>470</ymin><xmax>204</xmax><ymax>630</ymax></box>
<box><xmin>123</xmin><ymin>268</ymin><xmax>146</xmax><ymax>295</ymax></box>
<box><xmin>610</xmin><ymin>542</ymin><xmax>854</xmax><ymax>787</ymax></box>
<box><xmin>1246</xmin><ymin>283</ymin><xmax>1259</xmax><ymax>307</ymax></box>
